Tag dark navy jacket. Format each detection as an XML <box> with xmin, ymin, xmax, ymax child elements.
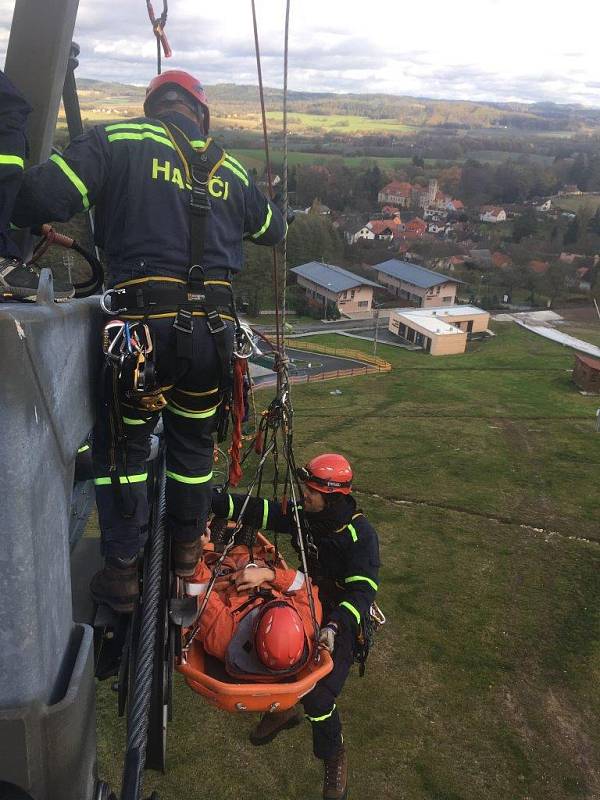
<box><xmin>0</xmin><ymin>70</ymin><xmax>31</xmax><ymax>258</ymax></box>
<box><xmin>12</xmin><ymin>111</ymin><xmax>285</xmax><ymax>285</ymax></box>
<box><xmin>212</xmin><ymin>492</ymin><xmax>380</xmax><ymax>636</ymax></box>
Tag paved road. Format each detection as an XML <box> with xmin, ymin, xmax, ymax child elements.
<box><xmin>251</xmin><ymin>346</ymin><xmax>373</xmax><ymax>386</ymax></box>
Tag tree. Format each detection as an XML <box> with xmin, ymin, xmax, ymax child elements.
<box><xmin>512</xmin><ymin>209</ymin><xmax>538</xmax><ymax>243</ymax></box>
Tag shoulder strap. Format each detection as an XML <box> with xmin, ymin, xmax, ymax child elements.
<box><xmin>161</xmin><ymin>121</ymin><xmax>225</xmax><ymax>270</ymax></box>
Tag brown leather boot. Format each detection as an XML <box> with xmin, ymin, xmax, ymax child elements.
<box><xmin>323</xmin><ymin>746</ymin><xmax>348</xmax><ymax>800</ymax></box>
<box><xmin>90</xmin><ymin>557</ymin><xmax>138</xmax><ymax>614</ymax></box>
<box><xmin>249</xmin><ymin>705</ymin><xmax>302</xmax><ymax>746</ymax></box>
<box><xmin>172</xmin><ymin>537</ymin><xmax>203</xmax><ymax>577</ymax></box>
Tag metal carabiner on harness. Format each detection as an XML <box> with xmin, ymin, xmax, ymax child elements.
<box><xmin>234</xmin><ymin>323</ymin><xmax>260</xmax><ymax>360</ymax></box>
<box><xmin>100</xmin><ymin>288</ymin><xmax>126</xmax><ymax>316</ymax></box>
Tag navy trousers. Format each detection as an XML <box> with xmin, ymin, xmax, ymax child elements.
<box><xmin>301</xmin><ymin>623</ymin><xmax>355</xmax><ymax>760</ymax></box>
<box><xmin>93</xmin><ymin>314</ymin><xmax>234</xmax><ymax>560</ymax></box>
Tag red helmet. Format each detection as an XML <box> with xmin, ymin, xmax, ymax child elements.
<box><xmin>254</xmin><ymin>601</ymin><xmax>306</xmax><ymax>671</ymax></box>
<box><xmin>144</xmin><ymin>70</ymin><xmax>210</xmax><ymax>134</ymax></box>
<box><xmin>299</xmin><ymin>453</ymin><xmax>353</xmax><ymax>495</ymax></box>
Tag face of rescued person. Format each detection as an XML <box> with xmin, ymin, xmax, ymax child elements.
<box><xmin>301</xmin><ymin>484</ymin><xmax>326</xmax><ymax>514</ymax></box>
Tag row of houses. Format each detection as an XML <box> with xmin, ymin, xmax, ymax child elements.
<box><xmin>377</xmin><ymin>179</ymin><xmax>464</xmax><ymax>213</ymax></box>
<box><xmin>291</xmin><ymin>259</ymin><xmax>461</xmax><ymax>315</ymax></box>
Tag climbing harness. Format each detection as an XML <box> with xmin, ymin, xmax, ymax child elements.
<box><xmin>146</xmin><ymin>0</ymin><xmax>171</xmax><ymax>74</ymax></box>
<box><xmin>354</xmin><ymin>602</ymin><xmax>386</xmax><ymax>677</ymax></box>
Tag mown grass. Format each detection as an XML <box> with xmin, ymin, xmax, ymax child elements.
<box><xmin>229</xmin><ymin>147</ymin><xmax>447</xmax><ymax>172</ymax></box>
<box><xmin>96</xmin><ymin>322</ymin><xmax>600</xmax><ymax>799</ymax></box>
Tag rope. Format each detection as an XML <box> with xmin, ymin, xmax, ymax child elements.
<box><xmin>250</xmin><ymin>0</ymin><xmax>283</xmax><ymax>363</ymax></box>
<box><xmin>121</xmin><ymin>462</ymin><xmax>167</xmax><ymax>799</ymax></box>
<box><xmin>281</xmin><ymin>0</ymin><xmax>291</xmax><ymax>337</ymax></box>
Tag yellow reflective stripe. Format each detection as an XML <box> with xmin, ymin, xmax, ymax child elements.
<box><xmin>190</xmin><ymin>139</ymin><xmax>207</xmax><ymax>149</ymax></box>
<box><xmin>115</xmin><ymin>275</ymin><xmax>185</xmax><ymax>288</ymax></box>
<box><xmin>0</xmin><ymin>155</ymin><xmax>24</xmax><ymax>168</ymax></box>
<box><xmin>177</xmin><ymin>386</ymin><xmax>219</xmax><ymax>397</ymax></box>
<box><xmin>261</xmin><ymin>499</ymin><xmax>269</xmax><ymax>530</ymax></box>
<box><xmin>94</xmin><ymin>473</ymin><xmax>148</xmax><ymax>486</ymax></box>
<box><xmin>224</xmin><ymin>154</ymin><xmax>247</xmax><ymax>177</ymax></box>
<box><xmin>166</xmin><ymin>470</ymin><xmax>212</xmax><ymax>485</ymax></box>
<box><xmin>340</xmin><ymin>601</ymin><xmax>361</xmax><ymax>625</ymax></box>
<box><xmin>222</xmin><ymin>160</ymin><xmax>249</xmax><ymax>186</ymax></box>
<box><xmin>50</xmin><ymin>154</ymin><xmax>90</xmax><ymax>210</ymax></box>
<box><xmin>227</xmin><ymin>494</ymin><xmax>235</xmax><ymax>521</ymax></box>
<box><xmin>105</xmin><ymin>122</ymin><xmax>166</xmax><ymax>134</ymax></box>
<box><xmin>77</xmin><ymin>444</ymin><xmax>90</xmax><ymax>453</ymax></box>
<box><xmin>305</xmin><ymin>704</ymin><xmax>336</xmax><ymax>723</ymax></box>
<box><xmin>123</xmin><ymin>416</ymin><xmax>151</xmax><ymax>426</ymax></box>
<box><xmin>345</xmin><ymin>575</ymin><xmax>378</xmax><ymax>592</ymax></box>
<box><xmin>165</xmin><ymin>403</ymin><xmax>218</xmax><ymax>420</ymax></box>
<box><xmin>120</xmin><ymin>311</ymin><xmax>235</xmax><ymax>321</ymax></box>
<box><xmin>346</xmin><ymin>524</ymin><xmax>358</xmax><ymax>543</ymax></box>
<box><xmin>107</xmin><ymin>132</ymin><xmax>175</xmax><ymax>149</ymax></box>
<box><xmin>251</xmin><ymin>204</ymin><xmax>273</xmax><ymax>239</ymax></box>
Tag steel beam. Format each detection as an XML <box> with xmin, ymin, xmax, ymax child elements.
<box><xmin>4</xmin><ymin>0</ymin><xmax>81</xmax><ymax>164</ymax></box>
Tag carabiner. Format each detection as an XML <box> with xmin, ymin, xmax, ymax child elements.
<box><xmin>100</xmin><ymin>288</ymin><xmax>126</xmax><ymax>316</ymax></box>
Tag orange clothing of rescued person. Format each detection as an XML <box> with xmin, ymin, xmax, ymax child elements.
<box><xmin>185</xmin><ymin>544</ymin><xmax>321</xmax><ymax>671</ymax></box>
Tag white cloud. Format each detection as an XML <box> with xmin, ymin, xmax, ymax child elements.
<box><xmin>0</xmin><ymin>0</ymin><xmax>599</xmax><ymax>106</ymax></box>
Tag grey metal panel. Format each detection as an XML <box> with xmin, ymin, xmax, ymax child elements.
<box><xmin>0</xmin><ymin>624</ymin><xmax>97</xmax><ymax>800</ymax></box>
<box><xmin>0</xmin><ymin>294</ymin><xmax>101</xmax><ymax>708</ymax></box>
<box><xmin>291</xmin><ymin>261</ymin><xmax>382</xmax><ymax>292</ymax></box>
<box><xmin>4</xmin><ymin>0</ymin><xmax>81</xmax><ymax>165</ymax></box>
<box><xmin>374</xmin><ymin>259</ymin><xmax>462</xmax><ymax>288</ymax></box>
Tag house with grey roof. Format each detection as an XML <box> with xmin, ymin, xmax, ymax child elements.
<box><xmin>374</xmin><ymin>259</ymin><xmax>462</xmax><ymax>308</ymax></box>
<box><xmin>291</xmin><ymin>262</ymin><xmax>382</xmax><ymax>316</ymax></box>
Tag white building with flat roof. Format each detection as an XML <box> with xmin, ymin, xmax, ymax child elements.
<box><xmin>388</xmin><ymin>305</ymin><xmax>490</xmax><ymax>355</ymax></box>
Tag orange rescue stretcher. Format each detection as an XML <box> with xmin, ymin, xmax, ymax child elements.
<box><xmin>176</xmin><ymin>533</ymin><xmax>333</xmax><ymax>713</ymax></box>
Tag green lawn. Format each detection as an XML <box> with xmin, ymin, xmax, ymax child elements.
<box><xmin>96</xmin><ymin>322</ymin><xmax>600</xmax><ymax>799</ymax></box>
<box><xmin>229</xmin><ymin>147</ymin><xmax>450</xmax><ymax>171</ymax></box>
<box><xmin>552</xmin><ymin>194</ymin><xmax>600</xmax><ymax>213</ymax></box>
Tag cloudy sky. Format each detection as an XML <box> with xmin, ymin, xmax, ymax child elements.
<box><xmin>2</xmin><ymin>0</ymin><xmax>600</xmax><ymax>107</ymax></box>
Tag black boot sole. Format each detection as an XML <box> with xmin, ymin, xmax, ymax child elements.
<box><xmin>249</xmin><ymin>713</ymin><xmax>302</xmax><ymax>746</ymax></box>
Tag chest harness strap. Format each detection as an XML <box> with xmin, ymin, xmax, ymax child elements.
<box><xmin>162</xmin><ymin>122</ymin><xmax>238</xmax><ymax>388</ymax></box>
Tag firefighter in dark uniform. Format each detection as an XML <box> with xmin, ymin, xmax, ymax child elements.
<box><xmin>0</xmin><ymin>70</ymin><xmax>30</xmax><ymax>264</ymax></box>
<box><xmin>211</xmin><ymin>453</ymin><xmax>380</xmax><ymax>800</ymax></box>
<box><xmin>12</xmin><ymin>70</ymin><xmax>286</xmax><ymax>612</ymax></box>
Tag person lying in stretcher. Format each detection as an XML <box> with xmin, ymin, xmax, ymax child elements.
<box><xmin>184</xmin><ymin>530</ymin><xmax>322</xmax><ymax>679</ymax></box>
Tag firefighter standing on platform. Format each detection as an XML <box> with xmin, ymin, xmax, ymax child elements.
<box><xmin>12</xmin><ymin>70</ymin><xmax>286</xmax><ymax>612</ymax></box>
<box><xmin>211</xmin><ymin>453</ymin><xmax>381</xmax><ymax>800</ymax></box>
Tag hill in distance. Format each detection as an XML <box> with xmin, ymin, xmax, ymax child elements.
<box><xmin>75</xmin><ymin>78</ymin><xmax>600</xmax><ymax>134</ymax></box>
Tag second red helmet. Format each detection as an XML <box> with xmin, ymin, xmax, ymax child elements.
<box><xmin>299</xmin><ymin>453</ymin><xmax>353</xmax><ymax>495</ymax></box>
<box><xmin>144</xmin><ymin>69</ymin><xmax>210</xmax><ymax>135</ymax></box>
<box><xmin>254</xmin><ymin>601</ymin><xmax>306</xmax><ymax>672</ymax></box>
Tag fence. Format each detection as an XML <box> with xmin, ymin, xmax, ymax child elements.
<box><xmin>266</xmin><ymin>336</ymin><xmax>392</xmax><ymax>372</ymax></box>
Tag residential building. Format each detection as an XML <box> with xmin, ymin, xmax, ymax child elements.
<box><xmin>374</xmin><ymin>259</ymin><xmax>461</xmax><ymax>307</ymax></box>
<box><xmin>536</xmin><ymin>199</ymin><xmax>552</xmax><ymax>212</ymax></box>
<box><xmin>388</xmin><ymin>305</ymin><xmax>490</xmax><ymax>355</ymax></box>
<box><xmin>401</xmin><ymin>217</ymin><xmax>427</xmax><ymax>239</ymax></box>
<box><xmin>378</xmin><ymin>180</ymin><xmax>413</xmax><ymax>206</ymax></box>
<box><xmin>529</xmin><ymin>259</ymin><xmax>550</xmax><ymax>275</ymax></box>
<box><xmin>479</xmin><ymin>206</ymin><xmax>507</xmax><ymax>223</ymax></box>
<box><xmin>291</xmin><ymin>261</ymin><xmax>382</xmax><ymax>316</ymax></box>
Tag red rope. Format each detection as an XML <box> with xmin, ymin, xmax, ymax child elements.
<box><xmin>228</xmin><ymin>358</ymin><xmax>247</xmax><ymax>487</ymax></box>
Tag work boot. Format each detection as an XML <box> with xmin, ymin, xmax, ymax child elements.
<box><xmin>323</xmin><ymin>746</ymin><xmax>348</xmax><ymax>800</ymax></box>
<box><xmin>90</xmin><ymin>556</ymin><xmax>139</xmax><ymax>614</ymax></box>
<box><xmin>172</xmin><ymin>537</ymin><xmax>203</xmax><ymax>577</ymax></box>
<box><xmin>0</xmin><ymin>258</ymin><xmax>74</xmax><ymax>301</ymax></box>
<box><xmin>249</xmin><ymin>706</ymin><xmax>302</xmax><ymax>746</ymax></box>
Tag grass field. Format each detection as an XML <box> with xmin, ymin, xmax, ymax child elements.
<box><xmin>96</xmin><ymin>323</ymin><xmax>600</xmax><ymax>800</ymax></box>
<box><xmin>230</xmin><ymin>147</ymin><xmax>449</xmax><ymax>172</ymax></box>
<box><xmin>552</xmin><ymin>194</ymin><xmax>600</xmax><ymax>213</ymax></box>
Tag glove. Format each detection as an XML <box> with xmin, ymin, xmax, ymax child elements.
<box><xmin>318</xmin><ymin>622</ymin><xmax>338</xmax><ymax>653</ymax></box>
<box><xmin>272</xmin><ymin>190</ymin><xmax>296</xmax><ymax>227</ymax></box>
